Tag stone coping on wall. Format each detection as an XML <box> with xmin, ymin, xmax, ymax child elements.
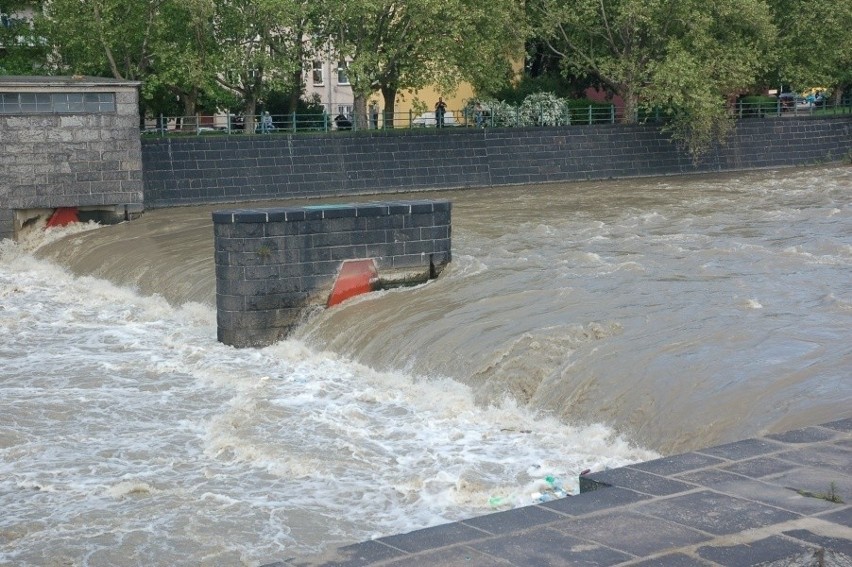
<box><xmin>0</xmin><ymin>74</ymin><xmax>142</xmax><ymax>89</ymax></box>
<box><xmin>212</xmin><ymin>199</ymin><xmax>451</xmax><ymax>225</ymax></box>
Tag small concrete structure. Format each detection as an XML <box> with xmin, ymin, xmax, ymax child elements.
<box><xmin>213</xmin><ymin>200</ymin><xmax>451</xmax><ymax>347</ymax></box>
<box><xmin>0</xmin><ymin>75</ymin><xmax>143</xmax><ymax>240</ymax></box>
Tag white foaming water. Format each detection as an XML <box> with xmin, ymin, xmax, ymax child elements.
<box><xmin>295</xmin><ymin>165</ymin><xmax>852</xmax><ymax>453</ymax></box>
<box><xmin>0</xmin><ymin>237</ymin><xmax>655</xmax><ymax>566</ymax></box>
<box><xmin>5</xmin><ymin>165</ymin><xmax>851</xmax><ymax>565</ymax></box>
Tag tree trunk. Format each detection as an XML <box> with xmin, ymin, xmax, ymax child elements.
<box><xmin>243</xmin><ymin>71</ymin><xmax>264</xmax><ymax>134</ymax></box>
<box><xmin>244</xmin><ymin>98</ymin><xmax>257</xmax><ymax>134</ymax></box>
<box><xmin>287</xmin><ymin>23</ymin><xmax>307</xmax><ymax>114</ymax></box>
<box><xmin>621</xmin><ymin>88</ymin><xmax>639</xmax><ymax>124</ymax></box>
<box><xmin>180</xmin><ymin>90</ymin><xmax>198</xmax><ymax>131</ymax></box>
<box><xmin>288</xmin><ymin>68</ymin><xmax>302</xmax><ymax>113</ymax></box>
<box><xmin>352</xmin><ymin>95</ymin><xmax>369</xmax><ymax>131</ymax></box>
<box><xmin>381</xmin><ymin>86</ymin><xmax>397</xmax><ymax>129</ymax></box>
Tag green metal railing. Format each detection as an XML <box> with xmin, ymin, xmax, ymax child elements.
<box><xmin>141</xmin><ymin>99</ymin><xmax>851</xmax><ymax>137</ymax></box>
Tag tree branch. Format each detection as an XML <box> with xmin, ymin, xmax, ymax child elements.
<box><xmin>92</xmin><ymin>2</ymin><xmax>123</xmax><ymax>79</ymax></box>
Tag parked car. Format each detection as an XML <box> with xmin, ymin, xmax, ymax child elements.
<box><xmin>778</xmin><ymin>93</ymin><xmax>812</xmax><ymax>111</ymax></box>
<box><xmin>802</xmin><ymin>87</ymin><xmax>828</xmax><ymax>101</ymax></box>
<box><xmin>334</xmin><ymin>114</ymin><xmax>352</xmax><ymax>130</ymax></box>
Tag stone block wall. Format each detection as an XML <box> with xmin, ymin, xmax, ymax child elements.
<box><xmin>142</xmin><ymin>116</ymin><xmax>851</xmax><ymax>208</ymax></box>
<box><xmin>0</xmin><ymin>76</ymin><xmax>144</xmax><ymax>240</ymax></box>
<box><xmin>213</xmin><ymin>199</ymin><xmax>451</xmax><ymax>347</ymax></box>
<box><xmin>0</xmin><ymin>209</ymin><xmax>14</xmax><ymax>241</ymax></box>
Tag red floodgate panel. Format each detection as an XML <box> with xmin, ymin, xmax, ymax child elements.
<box><xmin>327</xmin><ymin>259</ymin><xmax>378</xmax><ymax>307</ymax></box>
<box><xmin>45</xmin><ymin>207</ymin><xmax>79</xmax><ymax>228</ymax></box>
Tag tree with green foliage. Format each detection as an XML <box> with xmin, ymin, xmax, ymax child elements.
<box><xmin>38</xmin><ymin>0</ymin><xmax>160</xmax><ymax>80</ymax></box>
<box><xmin>274</xmin><ymin>0</ymin><xmax>322</xmax><ymax>115</ymax></box>
<box><xmin>0</xmin><ymin>0</ymin><xmax>49</xmax><ymax>74</ymax></box>
<box><xmin>317</xmin><ymin>0</ymin><xmax>522</xmax><ymax>128</ymax></box>
<box><xmin>37</xmin><ymin>0</ymin><xmax>222</xmax><ymax>125</ymax></box>
<box><xmin>143</xmin><ymin>0</ymin><xmax>223</xmax><ymax>119</ymax></box>
<box><xmin>448</xmin><ymin>1</ymin><xmax>525</xmax><ymax>97</ymax></box>
<box><xmin>528</xmin><ymin>0</ymin><xmax>776</xmax><ymax>157</ymax></box>
<box><xmin>207</xmin><ymin>0</ymin><xmax>313</xmax><ymax>132</ymax></box>
<box><xmin>767</xmin><ymin>0</ymin><xmax>852</xmax><ymax>104</ymax></box>
<box><xmin>316</xmin><ymin>0</ymin><xmax>449</xmax><ymax>128</ymax></box>
<box><xmin>34</xmin><ymin>0</ymin><xmax>318</xmax><ymax>129</ymax></box>
<box><xmin>207</xmin><ymin>0</ymin><xmax>267</xmax><ymax>130</ymax></box>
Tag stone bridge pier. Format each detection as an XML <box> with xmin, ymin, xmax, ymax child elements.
<box><xmin>213</xmin><ymin>200</ymin><xmax>451</xmax><ymax>347</ymax></box>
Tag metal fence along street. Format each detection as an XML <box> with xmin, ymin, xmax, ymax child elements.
<box><xmin>141</xmin><ymin>98</ymin><xmax>852</xmax><ymax>137</ymax></box>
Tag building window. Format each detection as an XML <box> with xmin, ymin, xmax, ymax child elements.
<box><xmin>337</xmin><ymin>105</ymin><xmax>352</xmax><ymax>116</ymax></box>
<box><xmin>17</xmin><ymin>93</ymin><xmax>52</xmax><ymax>113</ymax></box>
<box><xmin>337</xmin><ymin>61</ymin><xmax>349</xmax><ymax>85</ymax></box>
<box><xmin>86</xmin><ymin>92</ymin><xmax>116</xmax><ymax>112</ymax></box>
<box><xmin>312</xmin><ymin>61</ymin><xmax>324</xmax><ymax>86</ymax></box>
<box><xmin>51</xmin><ymin>92</ymin><xmax>85</xmax><ymax>113</ymax></box>
<box><xmin>0</xmin><ymin>92</ymin><xmax>116</xmax><ymax>114</ymax></box>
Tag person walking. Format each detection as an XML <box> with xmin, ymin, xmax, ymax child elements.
<box><xmin>435</xmin><ymin>97</ymin><xmax>447</xmax><ymax>128</ymax></box>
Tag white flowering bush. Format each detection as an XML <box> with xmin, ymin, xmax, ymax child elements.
<box><xmin>464</xmin><ymin>93</ymin><xmax>602</xmax><ymax>128</ymax></box>
<box><xmin>462</xmin><ymin>99</ymin><xmax>520</xmax><ymax>127</ymax></box>
<box><xmin>519</xmin><ymin>92</ymin><xmax>572</xmax><ymax>126</ymax></box>
<box><xmin>489</xmin><ymin>100</ymin><xmax>522</xmax><ymax>127</ymax></box>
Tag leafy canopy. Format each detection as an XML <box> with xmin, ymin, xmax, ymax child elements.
<box><xmin>529</xmin><ymin>0</ymin><xmax>776</xmax><ymax>157</ymax></box>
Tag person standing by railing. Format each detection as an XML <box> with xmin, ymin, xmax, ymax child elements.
<box><xmin>260</xmin><ymin>111</ymin><xmax>274</xmax><ymax>133</ymax></box>
<box><xmin>435</xmin><ymin>97</ymin><xmax>447</xmax><ymax>128</ymax></box>
<box><xmin>370</xmin><ymin>103</ymin><xmax>379</xmax><ymax>129</ymax></box>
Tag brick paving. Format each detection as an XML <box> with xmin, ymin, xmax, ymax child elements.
<box><xmin>267</xmin><ymin>418</ymin><xmax>852</xmax><ymax>566</ymax></box>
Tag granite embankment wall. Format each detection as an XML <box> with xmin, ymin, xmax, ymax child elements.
<box><xmin>141</xmin><ymin>116</ymin><xmax>852</xmax><ymax>207</ymax></box>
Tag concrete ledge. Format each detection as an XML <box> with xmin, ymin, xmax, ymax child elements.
<box><xmin>275</xmin><ymin>418</ymin><xmax>852</xmax><ymax>566</ymax></box>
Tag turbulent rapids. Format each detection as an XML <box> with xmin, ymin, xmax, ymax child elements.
<box><xmin>2</xmin><ymin>165</ymin><xmax>850</xmax><ymax>566</ymax></box>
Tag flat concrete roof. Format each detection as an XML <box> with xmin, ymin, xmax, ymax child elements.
<box><xmin>0</xmin><ymin>75</ymin><xmax>141</xmax><ymax>88</ymax></box>
<box><xmin>270</xmin><ymin>418</ymin><xmax>852</xmax><ymax>566</ymax></box>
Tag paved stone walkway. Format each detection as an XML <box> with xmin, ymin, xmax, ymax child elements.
<box><xmin>269</xmin><ymin>418</ymin><xmax>852</xmax><ymax>566</ymax></box>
